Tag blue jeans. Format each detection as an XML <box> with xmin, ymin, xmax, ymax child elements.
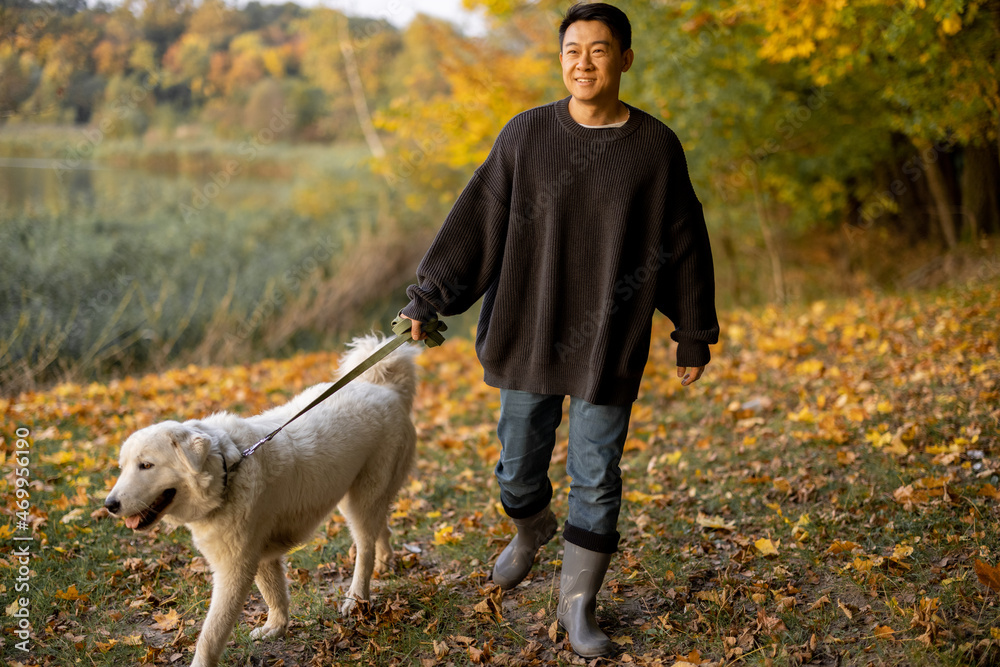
<box><xmin>495</xmin><ymin>389</ymin><xmax>632</xmax><ymax>553</ymax></box>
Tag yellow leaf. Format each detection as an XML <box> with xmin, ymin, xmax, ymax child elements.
<box><xmin>433</xmin><ymin>525</ymin><xmax>462</xmax><ymax>545</ymax></box>
<box><xmin>755</xmin><ymin>538</ymin><xmax>779</xmax><ymax>557</ymax></box>
<box><xmin>891</xmin><ymin>545</ymin><xmax>914</xmax><ymax>561</ymax></box>
<box><xmin>696</xmin><ymin>513</ymin><xmax>736</xmax><ymax>532</ymax></box>
<box><xmin>624</xmin><ymin>490</ymin><xmax>664</xmax><ymax>503</ymax></box>
<box><xmin>663</xmin><ymin>450</ymin><xmax>683</xmax><ymax>465</ymax></box>
<box><xmin>874</xmin><ymin>625</ymin><xmax>895</xmax><ymax>639</ymax></box>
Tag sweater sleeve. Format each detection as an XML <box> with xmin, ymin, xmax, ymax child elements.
<box><xmin>656</xmin><ymin>131</ymin><xmax>720</xmax><ymax>368</ymax></box>
<box><xmin>401</xmin><ymin>171</ymin><xmax>511</xmax><ymax>322</ymax></box>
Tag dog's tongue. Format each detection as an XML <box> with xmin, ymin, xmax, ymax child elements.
<box><xmin>125</xmin><ymin>515</ymin><xmax>141</xmax><ymax>529</ymax></box>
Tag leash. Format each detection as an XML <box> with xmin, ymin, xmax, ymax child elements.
<box><xmin>234</xmin><ymin>316</ymin><xmax>446</xmax><ymax>464</ymax></box>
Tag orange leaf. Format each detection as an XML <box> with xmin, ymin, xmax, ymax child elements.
<box><xmin>974</xmin><ymin>560</ymin><xmax>1000</xmax><ymax>593</ymax></box>
<box><xmin>152</xmin><ymin>609</ymin><xmax>183</xmax><ymax>631</ymax></box>
<box><xmin>825</xmin><ymin>540</ymin><xmax>861</xmax><ymax>555</ymax></box>
<box><xmin>55</xmin><ymin>584</ymin><xmax>89</xmax><ymax>602</ymax></box>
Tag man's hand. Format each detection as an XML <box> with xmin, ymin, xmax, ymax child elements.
<box><xmin>677</xmin><ymin>366</ymin><xmax>705</xmax><ymax>386</ymax></box>
<box><xmin>400</xmin><ymin>314</ymin><xmax>427</xmax><ymax>341</ymax></box>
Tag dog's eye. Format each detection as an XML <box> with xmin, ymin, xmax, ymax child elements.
<box><xmin>138</xmin><ymin>462</ymin><xmax>154</xmax><ymax>470</ymax></box>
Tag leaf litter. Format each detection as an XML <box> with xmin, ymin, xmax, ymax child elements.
<box><xmin>1</xmin><ymin>284</ymin><xmax>998</xmax><ymax>665</ymax></box>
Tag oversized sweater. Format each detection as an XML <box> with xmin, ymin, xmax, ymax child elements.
<box><xmin>401</xmin><ymin>96</ymin><xmax>720</xmax><ymax>406</ymax></box>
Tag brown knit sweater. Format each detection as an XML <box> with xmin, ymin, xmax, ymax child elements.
<box><xmin>402</xmin><ymin>96</ymin><xmax>719</xmax><ymax>405</ymax></box>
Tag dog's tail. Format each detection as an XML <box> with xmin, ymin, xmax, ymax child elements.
<box><xmin>339</xmin><ymin>333</ymin><xmax>420</xmax><ymax>409</ymax></box>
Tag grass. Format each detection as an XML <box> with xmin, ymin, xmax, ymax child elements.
<box><xmin>1</xmin><ymin>280</ymin><xmax>997</xmax><ymax>666</ymax></box>
<box><xmin>4</xmin><ymin>124</ymin><xmax>999</xmax><ymax>403</ymax></box>
<box><xmin>0</xmin><ymin>130</ymin><xmax>442</xmax><ymax>397</ymax></box>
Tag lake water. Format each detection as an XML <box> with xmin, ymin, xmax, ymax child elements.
<box><xmin>0</xmin><ymin>156</ymin><xmax>294</xmax><ymax>222</ymax></box>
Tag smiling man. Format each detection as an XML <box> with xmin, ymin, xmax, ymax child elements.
<box><xmin>400</xmin><ymin>3</ymin><xmax>719</xmax><ymax>657</ymax></box>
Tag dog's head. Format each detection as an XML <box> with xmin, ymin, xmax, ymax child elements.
<box><xmin>104</xmin><ymin>421</ymin><xmax>218</xmax><ymax>530</ymax></box>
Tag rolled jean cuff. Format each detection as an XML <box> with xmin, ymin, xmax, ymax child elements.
<box><xmin>501</xmin><ymin>483</ymin><xmax>553</xmax><ymax>519</ymax></box>
<box><xmin>563</xmin><ymin>522</ymin><xmax>620</xmax><ymax>554</ymax></box>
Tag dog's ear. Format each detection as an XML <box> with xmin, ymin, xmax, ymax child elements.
<box><xmin>169</xmin><ymin>428</ymin><xmax>212</xmax><ymax>474</ymax></box>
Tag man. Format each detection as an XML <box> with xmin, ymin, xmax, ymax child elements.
<box><xmin>400</xmin><ymin>2</ymin><xmax>718</xmax><ymax>657</ymax></box>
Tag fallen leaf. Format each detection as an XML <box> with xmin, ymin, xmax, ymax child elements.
<box><xmin>974</xmin><ymin>560</ymin><xmax>1000</xmax><ymax>593</ymax></box>
<box><xmin>672</xmin><ymin>648</ymin><xmax>706</xmax><ymax>665</ymax></box>
<box><xmin>60</xmin><ymin>508</ymin><xmax>85</xmax><ymax>524</ymax></box>
<box><xmin>755</xmin><ymin>538</ymin><xmax>779</xmax><ymax>557</ymax></box>
<box><xmin>94</xmin><ymin>639</ymin><xmax>118</xmax><ymax>652</ymax></box>
<box><xmin>433</xmin><ymin>525</ymin><xmax>462</xmax><ymax>545</ymax></box>
<box><xmin>807</xmin><ymin>595</ymin><xmax>830</xmax><ymax>612</ymax></box>
<box><xmin>696</xmin><ymin>513</ymin><xmax>736</xmax><ymax>531</ymax></box>
<box><xmin>979</xmin><ymin>483</ymin><xmax>1000</xmax><ymax>500</ymax></box>
<box><xmin>152</xmin><ymin>609</ymin><xmax>182</xmax><ymax>632</ymax></box>
<box><xmin>55</xmin><ymin>584</ymin><xmax>89</xmax><ymax>601</ymax></box>
<box><xmin>472</xmin><ymin>585</ymin><xmax>503</xmax><ymax>622</ymax></box>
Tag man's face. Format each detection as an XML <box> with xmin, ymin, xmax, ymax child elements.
<box><xmin>559</xmin><ymin>20</ymin><xmax>633</xmax><ymax>106</ymax></box>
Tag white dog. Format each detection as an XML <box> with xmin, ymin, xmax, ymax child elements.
<box><xmin>104</xmin><ymin>335</ymin><xmax>418</xmax><ymax>667</ymax></box>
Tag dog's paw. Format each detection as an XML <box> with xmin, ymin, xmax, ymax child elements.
<box><xmin>339</xmin><ymin>596</ymin><xmax>363</xmax><ymax>616</ymax></box>
<box><xmin>250</xmin><ymin>622</ymin><xmax>288</xmax><ymax>640</ymax></box>
<box><xmin>373</xmin><ymin>554</ymin><xmax>394</xmax><ymax>575</ymax></box>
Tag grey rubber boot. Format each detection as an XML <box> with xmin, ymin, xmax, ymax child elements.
<box><xmin>491</xmin><ymin>507</ymin><xmax>558</xmax><ymax>590</ymax></box>
<box><xmin>556</xmin><ymin>542</ymin><xmax>615</xmax><ymax>658</ymax></box>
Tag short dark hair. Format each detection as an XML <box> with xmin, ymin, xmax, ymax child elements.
<box><xmin>559</xmin><ymin>3</ymin><xmax>632</xmax><ymax>53</ymax></box>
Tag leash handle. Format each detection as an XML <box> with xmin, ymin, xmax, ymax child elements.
<box><xmin>240</xmin><ymin>317</ymin><xmax>447</xmax><ymax>459</ymax></box>
<box><xmin>391</xmin><ymin>314</ymin><xmax>447</xmax><ymax>346</ymax></box>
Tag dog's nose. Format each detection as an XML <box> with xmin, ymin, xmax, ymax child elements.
<box><xmin>105</xmin><ymin>497</ymin><xmax>120</xmax><ymax>515</ymax></box>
